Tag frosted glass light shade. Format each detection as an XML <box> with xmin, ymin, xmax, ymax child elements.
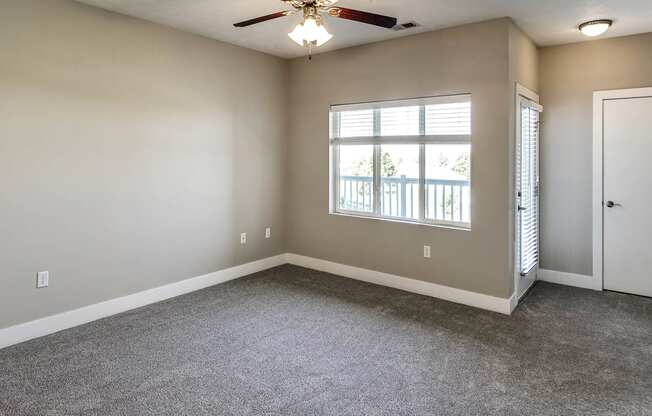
<box><xmin>579</xmin><ymin>20</ymin><xmax>612</xmax><ymax>37</ymax></box>
<box><xmin>289</xmin><ymin>16</ymin><xmax>333</xmax><ymax>47</ymax></box>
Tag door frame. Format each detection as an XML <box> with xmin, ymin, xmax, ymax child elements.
<box><xmin>514</xmin><ymin>84</ymin><xmax>542</xmax><ymax>300</ymax></box>
<box><xmin>592</xmin><ymin>87</ymin><xmax>652</xmax><ymax>290</ymax></box>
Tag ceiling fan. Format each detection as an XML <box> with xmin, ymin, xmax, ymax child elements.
<box><xmin>234</xmin><ymin>0</ymin><xmax>398</xmax><ymax>57</ymax></box>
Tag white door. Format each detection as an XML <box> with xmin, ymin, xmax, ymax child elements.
<box><xmin>516</xmin><ymin>95</ymin><xmax>542</xmax><ymax>299</ymax></box>
<box><xmin>603</xmin><ymin>96</ymin><xmax>652</xmax><ymax>297</ymax></box>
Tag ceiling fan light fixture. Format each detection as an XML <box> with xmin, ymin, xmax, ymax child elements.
<box><xmin>234</xmin><ymin>0</ymin><xmax>397</xmax><ymax>59</ymax></box>
<box><xmin>288</xmin><ymin>15</ymin><xmax>333</xmax><ymax>47</ymax></box>
<box><xmin>579</xmin><ymin>19</ymin><xmax>613</xmax><ymax>37</ymax></box>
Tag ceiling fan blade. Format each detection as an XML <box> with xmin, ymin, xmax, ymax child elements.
<box><xmin>327</xmin><ymin>7</ymin><xmax>397</xmax><ymax>29</ymax></box>
<box><xmin>234</xmin><ymin>11</ymin><xmax>293</xmax><ymax>28</ymax></box>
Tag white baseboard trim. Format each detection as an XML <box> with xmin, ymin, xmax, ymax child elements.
<box><xmin>509</xmin><ymin>292</ymin><xmax>520</xmax><ymax>313</ymax></box>
<box><xmin>0</xmin><ymin>254</ymin><xmax>287</xmax><ymax>350</ymax></box>
<box><xmin>286</xmin><ymin>253</ymin><xmax>514</xmax><ymax>315</ymax></box>
<box><xmin>538</xmin><ymin>269</ymin><xmax>602</xmax><ymax>291</ymax></box>
<box><xmin>1</xmin><ymin>252</ymin><xmax>523</xmax><ymax>350</ymax></box>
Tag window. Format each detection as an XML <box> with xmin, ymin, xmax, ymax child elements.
<box><xmin>330</xmin><ymin>95</ymin><xmax>471</xmax><ymax>228</ymax></box>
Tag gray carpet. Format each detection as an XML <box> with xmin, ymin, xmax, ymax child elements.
<box><xmin>1</xmin><ymin>265</ymin><xmax>651</xmax><ymax>416</ymax></box>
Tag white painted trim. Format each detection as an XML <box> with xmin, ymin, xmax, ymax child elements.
<box><xmin>593</xmin><ymin>87</ymin><xmax>652</xmax><ymax>291</ymax></box>
<box><xmin>538</xmin><ymin>269</ymin><xmax>602</xmax><ymax>291</ymax></box>
<box><xmin>517</xmin><ymin>83</ymin><xmax>540</xmax><ymax>103</ymax></box>
<box><xmin>593</xmin><ymin>92</ymin><xmax>604</xmax><ymax>291</ymax></box>
<box><xmin>509</xmin><ymin>292</ymin><xmax>519</xmax><ymax>314</ymax></box>
<box><xmin>286</xmin><ymin>253</ymin><xmax>515</xmax><ymax>315</ymax></box>
<box><xmin>0</xmin><ymin>254</ymin><xmax>287</xmax><ymax>350</ymax></box>
<box><xmin>1</xmin><ymin>251</ymin><xmax>524</xmax><ymax>350</ymax></box>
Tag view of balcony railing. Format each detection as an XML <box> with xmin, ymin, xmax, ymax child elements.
<box><xmin>339</xmin><ymin>175</ymin><xmax>470</xmax><ymax>224</ymax></box>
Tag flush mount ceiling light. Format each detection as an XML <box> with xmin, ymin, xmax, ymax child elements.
<box><xmin>234</xmin><ymin>0</ymin><xmax>398</xmax><ymax>59</ymax></box>
<box><xmin>579</xmin><ymin>19</ymin><xmax>613</xmax><ymax>37</ymax></box>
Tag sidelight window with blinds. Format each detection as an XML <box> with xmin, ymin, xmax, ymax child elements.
<box><xmin>329</xmin><ymin>94</ymin><xmax>472</xmax><ymax>228</ymax></box>
<box><xmin>516</xmin><ymin>97</ymin><xmax>543</xmax><ymax>276</ymax></box>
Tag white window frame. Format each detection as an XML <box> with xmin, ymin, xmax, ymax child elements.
<box><xmin>329</xmin><ymin>94</ymin><xmax>472</xmax><ymax>229</ymax></box>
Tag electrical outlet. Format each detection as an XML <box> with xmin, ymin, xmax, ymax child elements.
<box><xmin>36</xmin><ymin>271</ymin><xmax>49</xmax><ymax>288</ymax></box>
<box><xmin>240</xmin><ymin>233</ymin><xmax>247</xmax><ymax>245</ymax></box>
<box><xmin>423</xmin><ymin>245</ymin><xmax>431</xmax><ymax>259</ymax></box>
<box><xmin>265</xmin><ymin>227</ymin><xmax>271</xmax><ymax>239</ymax></box>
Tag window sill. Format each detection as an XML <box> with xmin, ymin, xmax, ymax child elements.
<box><xmin>329</xmin><ymin>211</ymin><xmax>472</xmax><ymax>232</ymax></box>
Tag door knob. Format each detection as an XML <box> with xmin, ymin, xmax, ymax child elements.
<box><xmin>606</xmin><ymin>201</ymin><xmax>621</xmax><ymax>208</ymax></box>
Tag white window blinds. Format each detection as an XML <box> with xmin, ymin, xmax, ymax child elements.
<box><xmin>331</xmin><ymin>95</ymin><xmax>471</xmax><ymax>143</ymax></box>
<box><xmin>516</xmin><ymin>99</ymin><xmax>542</xmax><ymax>276</ymax></box>
<box><xmin>425</xmin><ymin>101</ymin><xmax>472</xmax><ymax>136</ymax></box>
<box><xmin>339</xmin><ymin>109</ymin><xmax>374</xmax><ymax>138</ymax></box>
<box><xmin>381</xmin><ymin>106</ymin><xmax>420</xmax><ymax>136</ymax></box>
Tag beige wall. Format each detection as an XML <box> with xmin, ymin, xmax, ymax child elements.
<box><xmin>509</xmin><ymin>24</ymin><xmax>539</xmax><ymax>94</ymax></box>
<box><xmin>287</xmin><ymin>19</ymin><xmax>516</xmax><ymax>298</ymax></box>
<box><xmin>539</xmin><ymin>33</ymin><xmax>652</xmax><ymax>276</ymax></box>
<box><xmin>0</xmin><ymin>0</ymin><xmax>288</xmax><ymax>329</ymax></box>
<box><xmin>7</xmin><ymin>0</ymin><xmax>639</xmax><ymax>328</ymax></box>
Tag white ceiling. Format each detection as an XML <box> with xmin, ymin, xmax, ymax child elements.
<box><xmin>76</xmin><ymin>0</ymin><xmax>652</xmax><ymax>59</ymax></box>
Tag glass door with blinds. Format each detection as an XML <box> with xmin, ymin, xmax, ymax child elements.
<box><xmin>515</xmin><ymin>93</ymin><xmax>543</xmax><ymax>298</ymax></box>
